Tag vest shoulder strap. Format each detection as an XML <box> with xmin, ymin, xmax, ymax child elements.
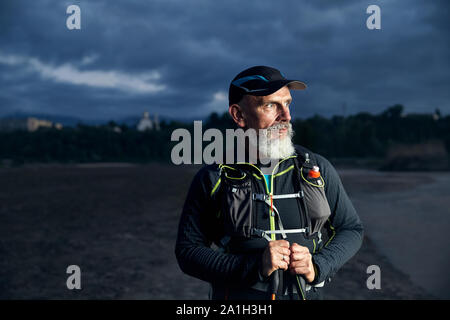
<box><xmin>294</xmin><ymin>145</ymin><xmax>318</xmax><ymax>167</ymax></box>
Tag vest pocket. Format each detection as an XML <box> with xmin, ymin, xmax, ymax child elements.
<box><xmin>221</xmin><ymin>172</ymin><xmax>253</xmax><ymax>238</ymax></box>
<box><xmin>300</xmin><ymin>167</ymin><xmax>331</xmax><ymax>236</ymax></box>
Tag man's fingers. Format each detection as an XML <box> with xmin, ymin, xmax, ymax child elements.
<box><xmin>269</xmin><ymin>240</ymin><xmax>290</xmax><ymax>248</ymax></box>
<box><xmin>290</xmin><ymin>243</ymin><xmax>310</xmax><ymax>253</ymax></box>
<box><xmin>277</xmin><ymin>259</ymin><xmax>289</xmax><ymax>271</ymax></box>
<box><xmin>262</xmin><ymin>240</ymin><xmax>292</xmax><ymax>277</ymax></box>
<box><xmin>289</xmin><ymin>257</ymin><xmax>314</xmax><ymax>274</ymax></box>
<box><xmin>288</xmin><ymin>245</ymin><xmax>316</xmax><ymax>283</ymax></box>
<box><xmin>276</xmin><ymin>246</ymin><xmax>291</xmax><ymax>256</ymax></box>
<box><xmin>269</xmin><ymin>241</ymin><xmax>290</xmax><ymax>257</ymax></box>
<box><xmin>271</xmin><ymin>253</ymin><xmax>289</xmax><ymax>266</ymax></box>
<box><xmin>289</xmin><ymin>266</ymin><xmax>309</xmax><ymax>275</ymax></box>
<box><xmin>265</xmin><ymin>254</ymin><xmax>289</xmax><ymax>275</ymax></box>
<box><xmin>279</xmin><ymin>253</ymin><xmax>290</xmax><ymax>264</ymax></box>
<box><xmin>290</xmin><ymin>251</ymin><xmax>311</xmax><ymax>262</ymax></box>
<box><xmin>289</xmin><ymin>260</ymin><xmax>310</xmax><ymax>268</ymax></box>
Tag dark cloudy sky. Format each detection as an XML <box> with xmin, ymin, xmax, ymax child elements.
<box><xmin>0</xmin><ymin>0</ymin><xmax>449</xmax><ymax>121</ymax></box>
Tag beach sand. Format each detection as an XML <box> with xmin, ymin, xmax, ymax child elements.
<box><xmin>0</xmin><ymin>163</ymin><xmax>441</xmax><ymax>299</ymax></box>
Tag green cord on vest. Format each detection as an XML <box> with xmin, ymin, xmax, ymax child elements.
<box><xmin>300</xmin><ymin>166</ymin><xmax>325</xmax><ymax>188</ymax></box>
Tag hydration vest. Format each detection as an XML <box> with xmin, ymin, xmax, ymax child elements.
<box><xmin>213</xmin><ymin>145</ymin><xmax>332</xmax><ymax>299</ymax></box>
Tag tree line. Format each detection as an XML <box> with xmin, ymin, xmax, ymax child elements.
<box><xmin>0</xmin><ymin>105</ymin><xmax>449</xmax><ymax>168</ymax></box>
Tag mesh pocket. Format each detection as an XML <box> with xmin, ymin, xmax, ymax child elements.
<box><xmin>221</xmin><ymin>171</ymin><xmax>254</xmax><ymax>238</ymax></box>
<box><xmin>300</xmin><ymin>167</ymin><xmax>331</xmax><ymax>235</ymax></box>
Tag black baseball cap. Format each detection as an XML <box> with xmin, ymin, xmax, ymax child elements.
<box><xmin>228</xmin><ymin>66</ymin><xmax>307</xmax><ymax>105</ymax></box>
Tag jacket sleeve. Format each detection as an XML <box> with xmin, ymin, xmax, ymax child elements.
<box><xmin>174</xmin><ymin>166</ymin><xmax>261</xmax><ymax>286</ymax></box>
<box><xmin>311</xmin><ymin>155</ymin><xmax>364</xmax><ymax>284</ymax></box>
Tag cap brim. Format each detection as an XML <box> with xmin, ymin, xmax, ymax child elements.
<box><xmin>286</xmin><ymin>80</ymin><xmax>307</xmax><ymax>90</ymax></box>
<box><xmin>250</xmin><ymin>79</ymin><xmax>307</xmax><ymax>96</ymax></box>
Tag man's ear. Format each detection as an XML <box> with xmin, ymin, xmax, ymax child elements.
<box><xmin>228</xmin><ymin>104</ymin><xmax>246</xmax><ymax>128</ymax></box>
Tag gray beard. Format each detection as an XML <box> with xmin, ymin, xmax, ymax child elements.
<box><xmin>251</xmin><ymin>123</ymin><xmax>296</xmax><ymax>160</ymax></box>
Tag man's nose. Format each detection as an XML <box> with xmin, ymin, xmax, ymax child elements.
<box><xmin>276</xmin><ymin>105</ymin><xmax>291</xmax><ymax>123</ymax></box>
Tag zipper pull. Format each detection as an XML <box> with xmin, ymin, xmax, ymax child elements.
<box><xmin>270</xmin><ymin>194</ymin><xmax>275</xmax><ymax>217</ymax></box>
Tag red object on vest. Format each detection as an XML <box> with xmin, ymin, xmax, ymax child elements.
<box><xmin>308</xmin><ymin>166</ymin><xmax>321</xmax><ymax>178</ymax></box>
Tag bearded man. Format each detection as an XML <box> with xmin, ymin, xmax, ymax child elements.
<box><xmin>175</xmin><ymin>66</ymin><xmax>363</xmax><ymax>300</ymax></box>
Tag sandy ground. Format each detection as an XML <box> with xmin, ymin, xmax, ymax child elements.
<box><xmin>339</xmin><ymin>169</ymin><xmax>450</xmax><ymax>299</ymax></box>
<box><xmin>0</xmin><ymin>163</ymin><xmax>442</xmax><ymax>299</ymax></box>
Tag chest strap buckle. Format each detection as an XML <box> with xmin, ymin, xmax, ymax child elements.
<box><xmin>252</xmin><ymin>191</ymin><xmax>304</xmax><ymax>201</ymax></box>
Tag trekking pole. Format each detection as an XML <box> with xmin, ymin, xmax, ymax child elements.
<box><xmin>270</xmin><ymin>269</ymin><xmax>280</xmax><ymax>300</ymax></box>
<box><xmin>295</xmin><ymin>274</ymin><xmax>307</xmax><ymax>300</ymax></box>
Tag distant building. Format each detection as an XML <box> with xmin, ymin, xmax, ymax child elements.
<box><xmin>432</xmin><ymin>109</ymin><xmax>441</xmax><ymax>121</ymax></box>
<box><xmin>136</xmin><ymin>112</ymin><xmax>160</xmax><ymax>131</ymax></box>
<box><xmin>137</xmin><ymin>112</ymin><xmax>153</xmax><ymax>131</ymax></box>
<box><xmin>0</xmin><ymin>117</ymin><xmax>63</xmax><ymax>132</ymax></box>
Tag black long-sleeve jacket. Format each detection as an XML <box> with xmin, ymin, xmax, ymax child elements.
<box><xmin>175</xmin><ymin>146</ymin><xmax>363</xmax><ymax>291</ymax></box>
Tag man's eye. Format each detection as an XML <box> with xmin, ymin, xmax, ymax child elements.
<box><xmin>266</xmin><ymin>103</ymin><xmax>274</xmax><ymax>108</ymax></box>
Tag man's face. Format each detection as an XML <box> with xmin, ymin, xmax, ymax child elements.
<box><xmin>239</xmin><ymin>86</ymin><xmax>292</xmax><ymax>139</ymax></box>
<box><xmin>228</xmin><ymin>85</ymin><xmax>295</xmax><ymax>161</ymax></box>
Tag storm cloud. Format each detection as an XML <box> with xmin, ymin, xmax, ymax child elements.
<box><xmin>0</xmin><ymin>0</ymin><xmax>448</xmax><ymax>121</ymax></box>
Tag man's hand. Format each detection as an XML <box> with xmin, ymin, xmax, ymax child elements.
<box><xmin>261</xmin><ymin>240</ymin><xmax>290</xmax><ymax>277</ymax></box>
<box><xmin>289</xmin><ymin>243</ymin><xmax>315</xmax><ymax>283</ymax></box>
